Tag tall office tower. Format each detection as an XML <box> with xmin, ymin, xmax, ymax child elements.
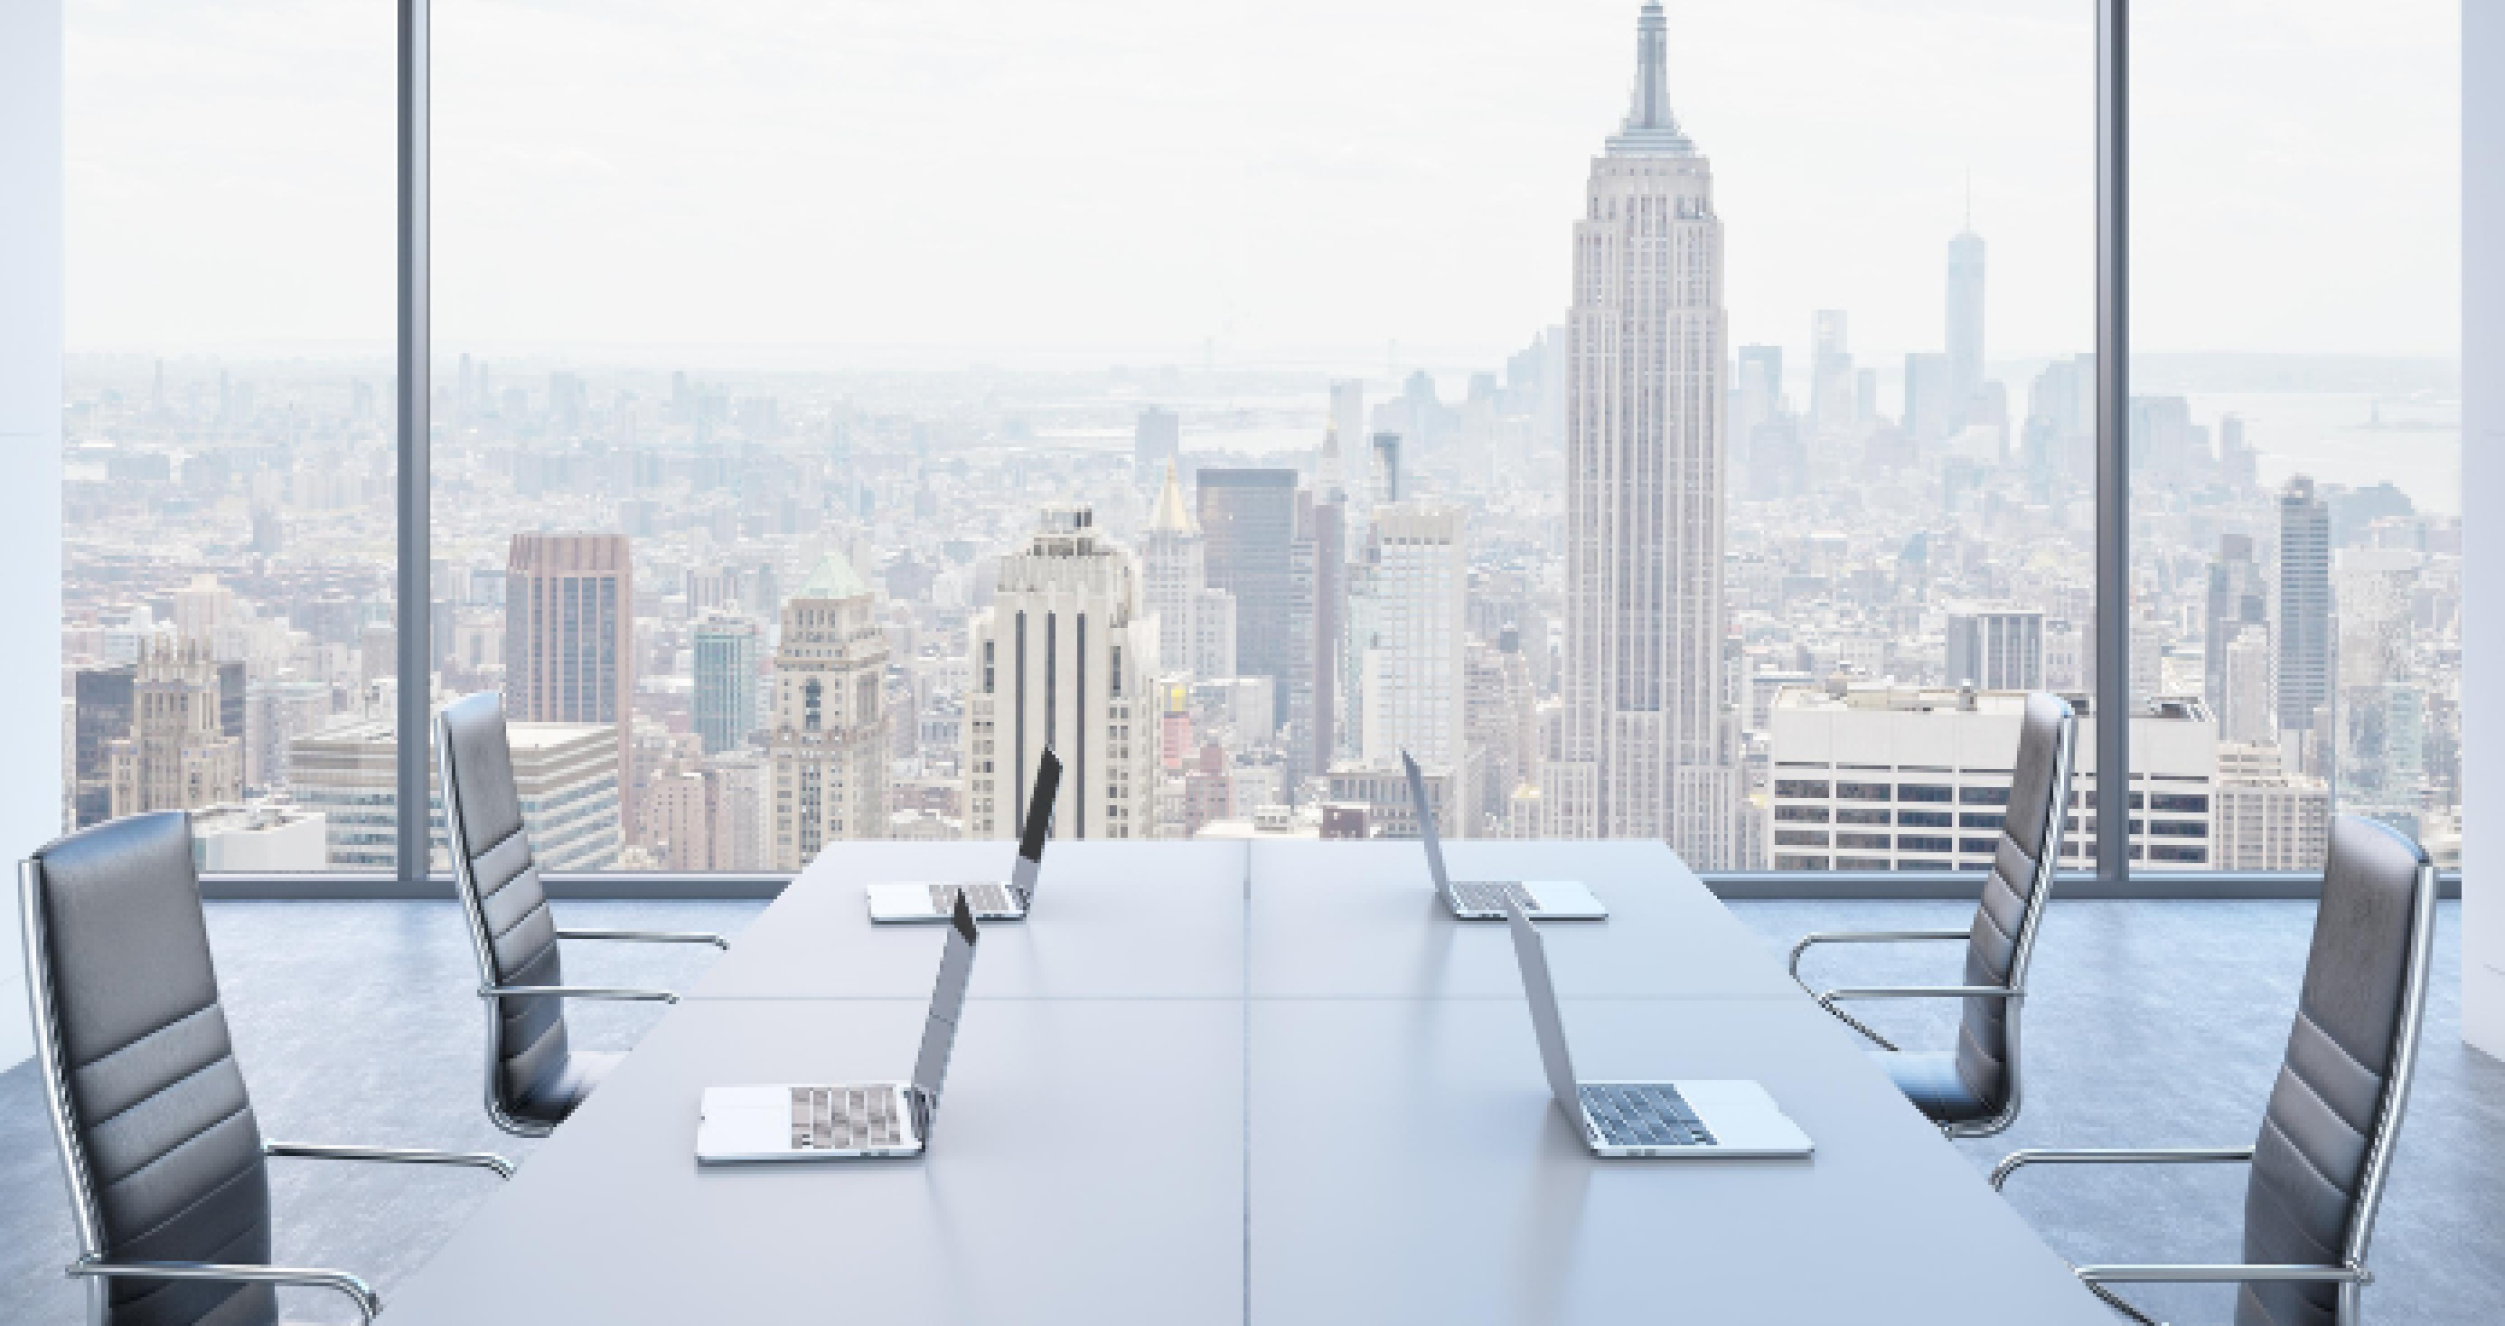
<box><xmin>1545</xmin><ymin>2</ymin><xmax>1738</xmax><ymax>862</ymax></box>
<box><xmin>964</xmin><ymin>506</ymin><xmax>1160</xmax><ymax>840</ymax></box>
<box><xmin>1946</xmin><ymin>217</ymin><xmax>1986</xmax><ymax>419</ymax></box>
<box><xmin>1347</xmin><ymin>502</ymin><xmax>1465</xmax><ymax>771</ymax></box>
<box><xmin>1139</xmin><ymin>460</ymin><xmax>1238</xmax><ymax>680</ymax></box>
<box><xmin>691</xmin><ymin>612</ymin><xmax>763</xmax><ymax>755</ymax></box>
<box><xmin>1904</xmin><ymin>352</ymin><xmax>1956</xmax><ymax>445</ymax></box>
<box><xmin>768</xmin><ymin>555</ymin><xmax>891</xmax><ymax>867</ymax></box>
<box><xmin>1285</xmin><ymin>482</ymin><xmax>1346</xmax><ymax>784</ymax></box>
<box><xmin>2205</xmin><ymin>534</ymin><xmax>2270</xmax><ymax>718</ymax></box>
<box><xmin>1371</xmin><ymin>433</ymin><xmax>1402</xmax><ymax>505</ymax></box>
<box><xmin>290</xmin><ymin>717</ymin><xmax>620</xmax><ymax>871</ymax></box>
<box><xmin>1943</xmin><ymin>606</ymin><xmax>2045</xmax><ymax>690</ymax></box>
<box><xmin>1465</xmin><ymin>631</ymin><xmax>1541</xmax><ymax>835</ymax></box>
<box><xmin>2218</xmin><ymin>413</ymin><xmax>2260</xmax><ymax>493</ymax></box>
<box><xmin>1197</xmin><ymin>468</ymin><xmax>1299</xmax><ymax>733</ymax></box>
<box><xmin>1330</xmin><ymin>381</ymin><xmax>1369</xmax><ymax>518</ymax></box>
<box><xmin>506</xmin><ymin>531</ymin><xmax>634</xmax><ymax>817</ymax></box>
<box><xmin>1133</xmin><ymin>406</ymin><xmax>1180</xmax><ymax>487</ymax></box>
<box><xmin>72</xmin><ymin>664</ymin><xmax>137</xmax><ymax>827</ymax></box>
<box><xmin>2276</xmin><ymin>477</ymin><xmax>2334</xmax><ymax>761</ymax></box>
<box><xmin>1809</xmin><ymin>310</ymin><xmax>1854</xmax><ymax>437</ymax></box>
<box><xmin>2221</xmin><ymin>624</ymin><xmax>2278</xmax><ymax>746</ymax></box>
<box><xmin>106</xmin><ymin>641</ymin><xmax>243</xmax><ymax>821</ymax></box>
<box><xmin>645</xmin><ymin>754</ymin><xmax>767</xmax><ymax>872</ymax></box>
<box><xmin>1733</xmin><ymin>345</ymin><xmax>1783</xmax><ymax>460</ymax></box>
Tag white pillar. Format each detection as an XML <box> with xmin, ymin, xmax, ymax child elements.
<box><xmin>2465</xmin><ymin>1</ymin><xmax>2505</xmax><ymax>1060</ymax></box>
<box><xmin>0</xmin><ymin>0</ymin><xmax>66</xmax><ymax>1070</ymax></box>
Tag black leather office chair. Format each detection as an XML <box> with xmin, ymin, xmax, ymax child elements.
<box><xmin>1789</xmin><ymin>690</ymin><xmax>2075</xmax><ymax>1137</ymax></box>
<box><xmin>1994</xmin><ymin>816</ymin><xmax>2437</xmax><ymax>1326</ymax></box>
<box><xmin>436</xmin><ymin>691</ymin><xmax>726</xmax><ymax>1137</ymax></box>
<box><xmin>21</xmin><ymin>812</ymin><xmax>512</xmax><ymax>1326</ymax></box>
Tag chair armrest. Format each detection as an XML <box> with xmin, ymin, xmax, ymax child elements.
<box><xmin>1787</xmin><ymin>929</ymin><xmax>1970</xmax><ymax>981</ymax></box>
<box><xmin>264</xmin><ymin>1140</ymin><xmax>515</xmax><ymax>1178</ymax></box>
<box><xmin>478</xmin><ymin>984</ymin><xmax>678</xmax><ymax>1003</ymax></box>
<box><xmin>2077</xmin><ymin>1262</ymin><xmax>2368</xmax><ymax>1287</ymax></box>
<box><xmin>1821</xmin><ymin>985</ymin><xmax>2023</xmax><ymax>1001</ymax></box>
<box><xmin>67</xmin><ymin>1258</ymin><xmax>380</xmax><ymax>1323</ymax></box>
<box><xmin>1991</xmin><ymin>1146</ymin><xmax>2254</xmax><ymax>1191</ymax></box>
<box><xmin>556</xmin><ymin>928</ymin><xmax>729</xmax><ymax>950</ymax></box>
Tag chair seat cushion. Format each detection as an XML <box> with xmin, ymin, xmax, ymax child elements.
<box><xmin>510</xmin><ymin>1050</ymin><xmax>624</xmax><ymax>1127</ymax></box>
<box><xmin>1869</xmin><ymin>1049</ymin><xmax>1996</xmax><ymax>1125</ymax></box>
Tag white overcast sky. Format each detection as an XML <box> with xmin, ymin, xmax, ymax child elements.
<box><xmin>63</xmin><ymin>0</ymin><xmax>2460</xmax><ymax>367</ymax></box>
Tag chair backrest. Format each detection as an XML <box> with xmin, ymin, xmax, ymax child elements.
<box><xmin>22</xmin><ymin>812</ymin><xmax>278</xmax><ymax>1326</ymax></box>
<box><xmin>437</xmin><ymin>691</ymin><xmax>572</xmax><ymax>1120</ymax></box>
<box><xmin>2236</xmin><ymin>816</ymin><xmax>2435</xmax><ymax>1326</ymax></box>
<box><xmin>1951</xmin><ymin>691</ymin><xmax>2075</xmax><ymax>1117</ymax></box>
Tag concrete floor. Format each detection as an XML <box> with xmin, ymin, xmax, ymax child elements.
<box><xmin>2</xmin><ymin>898</ymin><xmax>2499</xmax><ymax>1324</ymax></box>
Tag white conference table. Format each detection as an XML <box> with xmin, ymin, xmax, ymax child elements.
<box><xmin>378</xmin><ymin>839</ymin><xmax>2111</xmax><ymax>1325</ymax></box>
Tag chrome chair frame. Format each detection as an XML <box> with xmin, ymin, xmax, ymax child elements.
<box><xmin>21</xmin><ymin>860</ymin><xmax>512</xmax><ymax>1326</ymax></box>
<box><xmin>435</xmin><ymin>700</ymin><xmax>727</xmax><ymax>1138</ymax></box>
<box><xmin>1788</xmin><ymin>695</ymin><xmax>2076</xmax><ymax>1139</ymax></box>
<box><xmin>1990</xmin><ymin>843</ymin><xmax>2438</xmax><ymax>1326</ymax></box>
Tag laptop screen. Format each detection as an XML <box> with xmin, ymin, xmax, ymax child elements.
<box><xmin>1018</xmin><ymin>747</ymin><xmax>1062</xmax><ymax>863</ymax></box>
<box><xmin>911</xmin><ymin>895</ymin><xmax>981</xmax><ymax>1105</ymax></box>
<box><xmin>1505</xmin><ymin>901</ymin><xmax>1583</xmax><ymax>1112</ymax></box>
<box><xmin>1402</xmin><ymin>750</ymin><xmax>1451</xmax><ymax>893</ymax></box>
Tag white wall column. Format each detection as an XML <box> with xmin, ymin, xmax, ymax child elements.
<box><xmin>2465</xmin><ymin>0</ymin><xmax>2505</xmax><ymax>1060</ymax></box>
<box><xmin>0</xmin><ymin>0</ymin><xmax>67</xmax><ymax>1070</ymax></box>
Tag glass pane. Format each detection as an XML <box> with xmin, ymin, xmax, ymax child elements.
<box><xmin>427</xmin><ymin>2</ymin><xmax>2092</xmax><ymax>870</ymax></box>
<box><xmin>61</xmin><ymin>2</ymin><xmax>396</xmax><ymax>872</ymax></box>
<box><xmin>2132</xmin><ymin>1</ymin><xmax>2459</xmax><ymax>874</ymax></box>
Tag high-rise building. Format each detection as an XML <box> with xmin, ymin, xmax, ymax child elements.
<box><xmin>288</xmin><ymin>717</ymin><xmax>619</xmax><ymax>871</ymax></box>
<box><xmin>1329</xmin><ymin>381</ymin><xmax>1368</xmax><ymax>518</ymax></box>
<box><xmin>71</xmin><ymin>663</ymin><xmax>136</xmax><ymax>827</ymax></box>
<box><xmin>1134</xmin><ymin>406</ymin><xmax>1180</xmax><ymax>487</ymax></box>
<box><xmin>1810</xmin><ymin>310</ymin><xmax>1854</xmax><ymax>437</ymax></box>
<box><xmin>964</xmin><ymin>506</ymin><xmax>1159</xmax><ymax>840</ymax></box>
<box><xmin>1944</xmin><ymin>606</ymin><xmax>2044</xmax><ymax>691</ymax></box>
<box><xmin>506</xmin><ymin>531</ymin><xmax>634</xmax><ymax>814</ymax></box>
<box><xmin>1349</xmin><ymin>503</ymin><xmax>1466</xmax><ymax>774</ymax></box>
<box><xmin>1946</xmin><ymin>218</ymin><xmax>1986</xmax><ymax>419</ymax></box>
<box><xmin>2277</xmin><ymin>477</ymin><xmax>2334</xmax><ymax>758</ymax></box>
<box><xmin>768</xmin><ymin>554</ymin><xmax>891</xmax><ymax>867</ymax></box>
<box><xmin>1904</xmin><ymin>352</ymin><xmax>1956</xmax><ymax>445</ymax></box>
<box><xmin>1197</xmin><ymin>468</ymin><xmax>1299</xmax><ymax>731</ymax></box>
<box><xmin>2221</xmin><ymin>624</ymin><xmax>2278</xmax><ymax>745</ymax></box>
<box><xmin>1546</xmin><ymin>2</ymin><xmax>1737</xmax><ymax>862</ymax></box>
<box><xmin>2205</xmin><ymin>534</ymin><xmax>2270</xmax><ymax>719</ymax></box>
<box><xmin>1286</xmin><ymin>482</ymin><xmax>1345</xmax><ymax>785</ymax></box>
<box><xmin>646</xmin><ymin>754</ymin><xmax>767</xmax><ymax>872</ymax></box>
<box><xmin>1138</xmin><ymin>460</ymin><xmax>1237</xmax><ymax>680</ymax></box>
<box><xmin>692</xmin><ymin>613</ymin><xmax>763</xmax><ymax>755</ymax></box>
<box><xmin>2214</xmin><ymin>741</ymin><xmax>2330</xmax><ymax>870</ymax></box>
<box><xmin>107</xmin><ymin>642</ymin><xmax>243</xmax><ymax>821</ymax></box>
<box><xmin>1767</xmin><ymin>685</ymin><xmax>2218</xmax><ymax>872</ymax></box>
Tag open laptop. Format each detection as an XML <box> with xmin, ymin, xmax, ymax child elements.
<box><xmin>697</xmin><ymin>894</ymin><xmax>981</xmax><ymax>1162</ymax></box>
<box><xmin>1505</xmin><ymin>898</ymin><xmax>1812</xmax><ymax>1159</ymax></box>
<box><xmin>1403</xmin><ymin>751</ymin><xmax>1606</xmax><ymax>920</ymax></box>
<box><xmin>867</xmin><ymin>747</ymin><xmax>1061</xmax><ymax>922</ymax></box>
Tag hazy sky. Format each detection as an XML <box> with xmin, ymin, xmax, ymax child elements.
<box><xmin>64</xmin><ymin>0</ymin><xmax>2460</xmax><ymax>367</ymax></box>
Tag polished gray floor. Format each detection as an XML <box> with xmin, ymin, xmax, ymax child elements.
<box><xmin>1</xmin><ymin>898</ymin><xmax>2498</xmax><ymax>1324</ymax></box>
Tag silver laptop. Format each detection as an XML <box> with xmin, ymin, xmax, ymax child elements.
<box><xmin>1506</xmin><ymin>898</ymin><xmax>1812</xmax><ymax>1159</ymax></box>
<box><xmin>697</xmin><ymin>895</ymin><xmax>981</xmax><ymax>1162</ymax></box>
<box><xmin>867</xmin><ymin>747</ymin><xmax>1061</xmax><ymax>922</ymax></box>
<box><xmin>1403</xmin><ymin>751</ymin><xmax>1606</xmax><ymax>920</ymax></box>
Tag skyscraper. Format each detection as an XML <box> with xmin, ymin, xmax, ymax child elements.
<box><xmin>2205</xmin><ymin>533</ymin><xmax>2269</xmax><ymax>721</ymax></box>
<box><xmin>1944</xmin><ymin>606</ymin><xmax>2045</xmax><ymax>691</ymax></box>
<box><xmin>1546</xmin><ymin>2</ymin><xmax>1737</xmax><ymax>862</ymax></box>
<box><xmin>106</xmin><ymin>641</ymin><xmax>243</xmax><ymax>821</ymax></box>
<box><xmin>1946</xmin><ymin>214</ymin><xmax>1986</xmax><ymax>420</ymax></box>
<box><xmin>1350</xmin><ymin>503</ymin><xmax>1467</xmax><ymax>776</ymax></box>
<box><xmin>1809</xmin><ymin>310</ymin><xmax>1853</xmax><ymax>438</ymax></box>
<box><xmin>964</xmin><ymin>506</ymin><xmax>1159</xmax><ymax>840</ymax></box>
<box><xmin>1133</xmin><ymin>406</ymin><xmax>1180</xmax><ymax>488</ymax></box>
<box><xmin>2277</xmin><ymin>477</ymin><xmax>2334</xmax><ymax>762</ymax></box>
<box><xmin>506</xmin><ymin>531</ymin><xmax>634</xmax><ymax>815</ymax></box>
<box><xmin>1139</xmin><ymin>460</ymin><xmax>1237</xmax><ymax>680</ymax></box>
<box><xmin>1197</xmin><ymin>468</ymin><xmax>1299</xmax><ymax>734</ymax></box>
<box><xmin>768</xmin><ymin>554</ymin><xmax>891</xmax><ymax>866</ymax></box>
<box><xmin>692</xmin><ymin>612</ymin><xmax>763</xmax><ymax>755</ymax></box>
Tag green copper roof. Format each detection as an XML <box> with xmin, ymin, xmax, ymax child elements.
<box><xmin>796</xmin><ymin>551</ymin><xmax>872</xmax><ymax>600</ymax></box>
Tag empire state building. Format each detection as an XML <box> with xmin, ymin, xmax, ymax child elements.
<box><xmin>1545</xmin><ymin>3</ymin><xmax>1737</xmax><ymax>863</ymax></box>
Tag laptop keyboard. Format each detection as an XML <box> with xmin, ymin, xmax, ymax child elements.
<box><xmin>1453</xmin><ymin>881</ymin><xmax>1539</xmax><ymax>914</ymax></box>
<box><xmin>790</xmin><ymin>1085</ymin><xmax>907</xmax><ymax>1151</ymax></box>
<box><xmin>926</xmin><ymin>882</ymin><xmax>1019</xmax><ymax>915</ymax></box>
<box><xmin>1580</xmin><ymin>1084</ymin><xmax>1717</xmax><ymax>1148</ymax></box>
